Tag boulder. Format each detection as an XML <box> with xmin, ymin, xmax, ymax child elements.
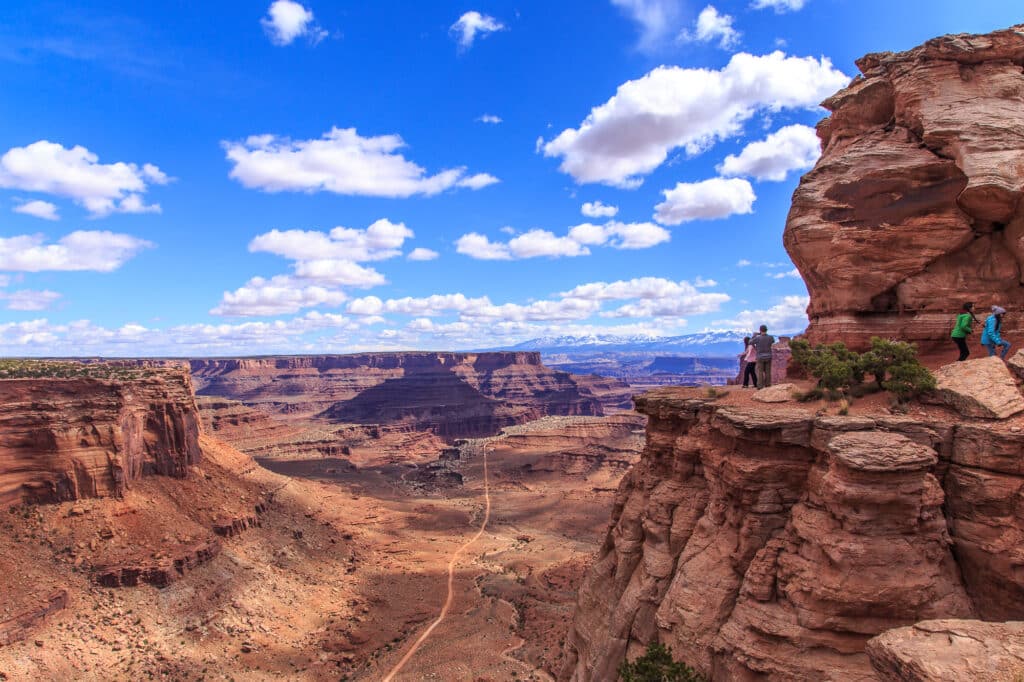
<box><xmin>931</xmin><ymin>356</ymin><xmax>1024</xmax><ymax>419</ymax></box>
<box><xmin>1007</xmin><ymin>349</ymin><xmax>1024</xmax><ymax>381</ymax></box>
<box><xmin>751</xmin><ymin>383</ymin><xmax>797</xmax><ymax>403</ymax></box>
<box><xmin>867</xmin><ymin>619</ymin><xmax>1024</xmax><ymax>681</ymax></box>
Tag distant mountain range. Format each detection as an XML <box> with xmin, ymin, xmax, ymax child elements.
<box><xmin>503</xmin><ymin>331</ymin><xmax>761</xmax><ymax>357</ymax></box>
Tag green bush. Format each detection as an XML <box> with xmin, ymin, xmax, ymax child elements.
<box><xmin>618</xmin><ymin>642</ymin><xmax>706</xmax><ymax>682</ymax></box>
<box><xmin>789</xmin><ymin>337</ymin><xmax>934</xmax><ymax>403</ymax></box>
<box><xmin>857</xmin><ymin>337</ymin><xmax>936</xmax><ymax>400</ymax></box>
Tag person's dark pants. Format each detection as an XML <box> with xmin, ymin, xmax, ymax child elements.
<box><xmin>742</xmin><ymin>361</ymin><xmax>757</xmax><ymax>387</ymax></box>
<box><xmin>953</xmin><ymin>336</ymin><xmax>970</xmax><ymax>361</ymax></box>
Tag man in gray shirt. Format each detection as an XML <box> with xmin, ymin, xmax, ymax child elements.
<box><xmin>752</xmin><ymin>325</ymin><xmax>775</xmax><ymax>389</ymax></box>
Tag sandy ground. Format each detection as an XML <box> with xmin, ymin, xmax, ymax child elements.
<box><xmin>0</xmin><ymin>417</ymin><xmax>638</xmax><ymax>681</ymax></box>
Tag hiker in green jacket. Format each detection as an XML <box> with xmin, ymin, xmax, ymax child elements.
<box><xmin>951</xmin><ymin>302</ymin><xmax>978</xmax><ymax>361</ymax></box>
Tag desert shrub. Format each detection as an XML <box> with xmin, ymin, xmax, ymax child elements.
<box><xmin>618</xmin><ymin>642</ymin><xmax>705</xmax><ymax>682</ymax></box>
<box><xmin>789</xmin><ymin>337</ymin><xmax>934</xmax><ymax>403</ymax></box>
<box><xmin>857</xmin><ymin>337</ymin><xmax>936</xmax><ymax>400</ymax></box>
<box><xmin>788</xmin><ymin>340</ymin><xmax>862</xmax><ymax>391</ymax></box>
<box><xmin>703</xmin><ymin>385</ymin><xmax>725</xmax><ymax>400</ymax></box>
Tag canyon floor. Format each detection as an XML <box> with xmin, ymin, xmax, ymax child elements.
<box><xmin>0</xmin><ymin>412</ymin><xmax>643</xmax><ymax>681</ymax></box>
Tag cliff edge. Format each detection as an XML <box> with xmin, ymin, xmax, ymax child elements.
<box><xmin>784</xmin><ymin>24</ymin><xmax>1024</xmax><ymax>353</ymax></box>
<box><xmin>0</xmin><ymin>363</ymin><xmax>201</xmax><ymax>508</ymax></box>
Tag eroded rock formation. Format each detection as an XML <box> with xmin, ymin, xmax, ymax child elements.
<box><xmin>562</xmin><ymin>387</ymin><xmax>1024</xmax><ymax>680</ymax></box>
<box><xmin>867</xmin><ymin>619</ymin><xmax>1024</xmax><ymax>681</ymax></box>
<box><xmin>785</xmin><ymin>24</ymin><xmax>1024</xmax><ymax>352</ymax></box>
<box><xmin>192</xmin><ymin>352</ymin><xmax>603</xmax><ymax>441</ymax></box>
<box><xmin>0</xmin><ymin>366</ymin><xmax>202</xmax><ymax>508</ymax></box>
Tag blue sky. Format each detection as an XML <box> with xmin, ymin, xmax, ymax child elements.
<box><xmin>0</xmin><ymin>1</ymin><xmax>1019</xmax><ymax>355</ymax></box>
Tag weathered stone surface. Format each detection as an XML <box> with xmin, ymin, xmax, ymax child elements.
<box><xmin>0</xmin><ymin>366</ymin><xmax>202</xmax><ymax>508</ymax></box>
<box><xmin>1008</xmin><ymin>349</ymin><xmax>1024</xmax><ymax>381</ymax></box>
<box><xmin>561</xmin><ymin>390</ymin><xmax>1003</xmax><ymax>682</ymax></box>
<box><xmin>784</xmin><ymin>24</ymin><xmax>1024</xmax><ymax>352</ymax></box>
<box><xmin>752</xmin><ymin>383</ymin><xmax>797</xmax><ymax>403</ymax></box>
<box><xmin>827</xmin><ymin>431</ymin><xmax>937</xmax><ymax>471</ymax></box>
<box><xmin>867</xmin><ymin>619</ymin><xmax>1024</xmax><ymax>681</ymax></box>
<box><xmin>931</xmin><ymin>356</ymin><xmax>1024</xmax><ymax>419</ymax></box>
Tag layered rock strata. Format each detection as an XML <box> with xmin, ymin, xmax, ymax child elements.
<box><xmin>0</xmin><ymin>590</ymin><xmax>68</xmax><ymax>647</ymax></box>
<box><xmin>562</xmin><ymin>387</ymin><xmax>1024</xmax><ymax>680</ymax></box>
<box><xmin>784</xmin><ymin>24</ymin><xmax>1024</xmax><ymax>352</ymax></box>
<box><xmin>192</xmin><ymin>353</ymin><xmax>603</xmax><ymax>440</ymax></box>
<box><xmin>0</xmin><ymin>367</ymin><xmax>202</xmax><ymax>508</ymax></box>
<box><xmin>866</xmin><ymin>619</ymin><xmax>1024</xmax><ymax>681</ymax></box>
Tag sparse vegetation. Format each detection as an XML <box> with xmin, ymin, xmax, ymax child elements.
<box><xmin>703</xmin><ymin>385</ymin><xmax>725</xmax><ymax>400</ymax></box>
<box><xmin>0</xmin><ymin>359</ymin><xmax>159</xmax><ymax>381</ymax></box>
<box><xmin>618</xmin><ymin>642</ymin><xmax>706</xmax><ymax>682</ymax></box>
<box><xmin>789</xmin><ymin>337</ymin><xmax>934</xmax><ymax>404</ymax></box>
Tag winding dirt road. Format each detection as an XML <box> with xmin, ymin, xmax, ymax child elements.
<box><xmin>382</xmin><ymin>448</ymin><xmax>492</xmax><ymax>681</ymax></box>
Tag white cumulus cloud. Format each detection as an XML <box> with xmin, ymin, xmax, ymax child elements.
<box><xmin>457</xmin><ymin>220</ymin><xmax>670</xmax><ymax>260</ymax></box>
<box><xmin>541</xmin><ymin>51</ymin><xmax>849</xmax><ymax>187</ymax></box>
<box><xmin>611</xmin><ymin>0</ymin><xmax>686</xmax><ymax>52</ymax></box>
<box><xmin>712</xmin><ymin>295</ymin><xmax>809</xmax><ymax>332</ymax></box>
<box><xmin>752</xmin><ymin>0</ymin><xmax>807</xmax><ymax>13</ymax></box>
<box><xmin>0</xmin><ymin>231</ymin><xmax>153</xmax><ymax>272</ymax></box>
<box><xmin>679</xmin><ymin>5</ymin><xmax>740</xmax><ymax>49</ymax></box>
<box><xmin>477</xmin><ymin>114</ymin><xmax>503</xmax><ymax>124</ymax></box>
<box><xmin>581</xmin><ymin>200</ymin><xmax>618</xmax><ymax>218</ymax></box>
<box><xmin>0</xmin><ymin>141</ymin><xmax>170</xmax><ymax>217</ymax></box>
<box><xmin>450</xmin><ymin>11</ymin><xmax>504</xmax><ymax>50</ymax></box>
<box><xmin>718</xmin><ymin>124</ymin><xmax>821</xmax><ymax>181</ymax></box>
<box><xmin>407</xmin><ymin>247</ymin><xmax>439</xmax><ymax>261</ymax></box>
<box><xmin>211</xmin><ymin>275</ymin><xmax>347</xmax><ymax>317</ymax></box>
<box><xmin>224</xmin><ymin>127</ymin><xmax>497</xmax><ymax>198</ymax></box>
<box><xmin>654</xmin><ymin>177</ymin><xmax>755</xmax><ymax>225</ymax></box>
<box><xmin>261</xmin><ymin>0</ymin><xmax>326</xmax><ymax>46</ymax></box>
<box><xmin>1</xmin><ymin>289</ymin><xmax>62</xmax><ymax>311</ymax></box>
<box><xmin>13</xmin><ymin>199</ymin><xmax>59</xmax><ymax>221</ymax></box>
<box><xmin>213</xmin><ymin>219</ymin><xmax>421</xmax><ymax>316</ymax></box>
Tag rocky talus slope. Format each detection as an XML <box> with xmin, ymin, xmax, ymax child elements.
<box><xmin>562</xmin><ymin>385</ymin><xmax>1024</xmax><ymax>680</ymax></box>
<box><xmin>191</xmin><ymin>352</ymin><xmax>604</xmax><ymax>440</ymax></box>
<box><xmin>0</xmin><ymin>365</ymin><xmax>201</xmax><ymax>508</ymax></box>
<box><xmin>784</xmin><ymin>24</ymin><xmax>1024</xmax><ymax>353</ymax></box>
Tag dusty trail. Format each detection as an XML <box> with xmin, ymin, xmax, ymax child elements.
<box><xmin>382</xmin><ymin>448</ymin><xmax>492</xmax><ymax>681</ymax></box>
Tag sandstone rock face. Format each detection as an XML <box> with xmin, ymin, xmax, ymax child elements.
<box><xmin>867</xmin><ymin>619</ymin><xmax>1024</xmax><ymax>681</ymax></box>
<box><xmin>751</xmin><ymin>383</ymin><xmax>797</xmax><ymax>403</ymax></box>
<box><xmin>0</xmin><ymin>367</ymin><xmax>202</xmax><ymax>508</ymax></box>
<box><xmin>931</xmin><ymin>356</ymin><xmax>1024</xmax><ymax>419</ymax></box>
<box><xmin>192</xmin><ymin>352</ymin><xmax>603</xmax><ymax>441</ymax></box>
<box><xmin>784</xmin><ymin>24</ymin><xmax>1024</xmax><ymax>353</ymax></box>
<box><xmin>1008</xmin><ymin>349</ymin><xmax>1024</xmax><ymax>381</ymax></box>
<box><xmin>560</xmin><ymin>387</ymin><xmax>1024</xmax><ymax>681</ymax></box>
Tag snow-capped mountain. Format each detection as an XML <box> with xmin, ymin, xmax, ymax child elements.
<box><xmin>506</xmin><ymin>331</ymin><xmax>754</xmax><ymax>356</ymax></box>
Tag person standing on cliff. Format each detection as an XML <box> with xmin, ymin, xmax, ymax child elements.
<box><xmin>752</xmin><ymin>325</ymin><xmax>775</xmax><ymax>389</ymax></box>
<box><xmin>741</xmin><ymin>336</ymin><xmax>758</xmax><ymax>388</ymax></box>
<box><xmin>981</xmin><ymin>306</ymin><xmax>1012</xmax><ymax>359</ymax></box>
<box><xmin>951</xmin><ymin>302</ymin><xmax>978</xmax><ymax>361</ymax></box>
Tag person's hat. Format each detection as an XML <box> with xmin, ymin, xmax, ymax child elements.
<box><xmin>993</xmin><ymin>305</ymin><xmax>1007</xmax><ymax>315</ymax></box>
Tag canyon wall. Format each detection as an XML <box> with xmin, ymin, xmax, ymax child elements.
<box><xmin>0</xmin><ymin>366</ymin><xmax>202</xmax><ymax>508</ymax></box>
<box><xmin>784</xmin><ymin>24</ymin><xmax>1024</xmax><ymax>353</ymax></box>
<box><xmin>191</xmin><ymin>352</ymin><xmax>604</xmax><ymax>440</ymax></box>
<box><xmin>562</xmin><ymin>388</ymin><xmax>1024</xmax><ymax>680</ymax></box>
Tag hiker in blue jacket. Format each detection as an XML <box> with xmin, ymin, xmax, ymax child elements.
<box><xmin>981</xmin><ymin>305</ymin><xmax>1011</xmax><ymax>359</ymax></box>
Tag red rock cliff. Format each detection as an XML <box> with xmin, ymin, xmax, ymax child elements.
<box><xmin>0</xmin><ymin>366</ymin><xmax>201</xmax><ymax>508</ymax></box>
<box><xmin>191</xmin><ymin>352</ymin><xmax>603</xmax><ymax>440</ymax></box>
<box><xmin>562</xmin><ymin>388</ymin><xmax>1024</xmax><ymax>680</ymax></box>
<box><xmin>784</xmin><ymin>25</ymin><xmax>1024</xmax><ymax>352</ymax></box>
